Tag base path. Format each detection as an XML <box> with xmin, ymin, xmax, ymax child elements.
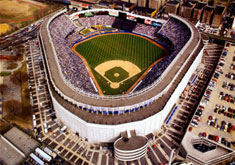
<box><xmin>95</xmin><ymin>60</ymin><xmax>141</xmax><ymax>89</ymax></box>
<box><xmin>95</xmin><ymin>60</ymin><xmax>141</xmax><ymax>77</ymax></box>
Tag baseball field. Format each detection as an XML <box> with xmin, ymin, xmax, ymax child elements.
<box><xmin>73</xmin><ymin>33</ymin><xmax>166</xmax><ymax>95</ymax></box>
<box><xmin>0</xmin><ymin>0</ymin><xmax>62</xmax><ymax>36</ymax></box>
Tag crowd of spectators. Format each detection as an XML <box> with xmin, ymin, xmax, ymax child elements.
<box><xmin>78</xmin><ymin>15</ymin><xmax>160</xmax><ymax>36</ymax></box>
<box><xmin>79</xmin><ymin>15</ymin><xmax>115</xmax><ymax>27</ymax></box>
<box><xmin>49</xmin><ymin>14</ymin><xmax>97</xmax><ymax>94</ymax></box>
<box><xmin>134</xmin><ymin>18</ymin><xmax>191</xmax><ymax>91</ymax></box>
<box><xmin>69</xmin><ymin>31</ymin><xmax>82</xmax><ymax>45</ymax></box>
<box><xmin>133</xmin><ymin>23</ymin><xmax>159</xmax><ymax>37</ymax></box>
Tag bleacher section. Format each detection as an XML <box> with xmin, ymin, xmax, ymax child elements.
<box><xmin>112</xmin><ymin>18</ymin><xmax>137</xmax><ymax>31</ymax></box>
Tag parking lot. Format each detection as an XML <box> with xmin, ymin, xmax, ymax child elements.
<box><xmin>190</xmin><ymin>42</ymin><xmax>235</xmax><ymax>149</ymax></box>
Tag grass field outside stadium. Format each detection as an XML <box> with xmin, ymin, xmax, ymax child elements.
<box><xmin>73</xmin><ymin>32</ymin><xmax>167</xmax><ymax>95</ymax></box>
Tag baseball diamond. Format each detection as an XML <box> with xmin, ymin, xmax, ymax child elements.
<box><xmin>73</xmin><ymin>32</ymin><xmax>167</xmax><ymax>95</ymax></box>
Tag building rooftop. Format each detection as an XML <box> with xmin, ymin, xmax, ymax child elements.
<box><xmin>114</xmin><ymin>136</ymin><xmax>148</xmax><ymax>151</ymax></box>
<box><xmin>181</xmin><ymin>133</ymin><xmax>233</xmax><ymax>163</ymax></box>
<box><xmin>167</xmin><ymin>1</ymin><xmax>179</xmax><ymax>5</ymax></box>
<box><xmin>204</xmin><ymin>6</ymin><xmax>214</xmax><ymax>11</ymax></box>
<box><xmin>214</xmin><ymin>5</ymin><xmax>225</xmax><ymax>14</ymax></box>
<box><xmin>4</xmin><ymin>127</ymin><xmax>39</xmax><ymax>155</ymax></box>
<box><xmin>0</xmin><ymin>136</ymin><xmax>24</xmax><ymax>165</ymax></box>
<box><xmin>195</xmin><ymin>2</ymin><xmax>206</xmax><ymax>9</ymax></box>
<box><xmin>182</xmin><ymin>2</ymin><xmax>194</xmax><ymax>8</ymax></box>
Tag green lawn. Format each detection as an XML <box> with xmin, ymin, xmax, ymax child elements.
<box><xmin>0</xmin><ymin>72</ymin><xmax>11</xmax><ymax>76</ymax></box>
<box><xmin>74</xmin><ymin>33</ymin><xmax>166</xmax><ymax>95</ymax></box>
<box><xmin>92</xmin><ymin>68</ymin><xmax>144</xmax><ymax>95</ymax></box>
<box><xmin>81</xmin><ymin>29</ymin><xmax>92</xmax><ymax>35</ymax></box>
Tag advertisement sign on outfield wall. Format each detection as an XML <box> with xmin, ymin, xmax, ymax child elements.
<box><xmin>109</xmin><ymin>10</ymin><xmax>119</xmax><ymax>17</ymax></box>
<box><xmin>127</xmin><ymin>15</ymin><xmax>137</xmax><ymax>21</ymax></box>
<box><xmin>71</xmin><ymin>14</ymin><xmax>79</xmax><ymax>20</ymax></box>
<box><xmin>144</xmin><ymin>19</ymin><xmax>152</xmax><ymax>25</ymax></box>
<box><xmin>151</xmin><ymin>21</ymin><xmax>162</xmax><ymax>28</ymax></box>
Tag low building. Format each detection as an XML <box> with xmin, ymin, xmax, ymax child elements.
<box><xmin>137</xmin><ymin>0</ymin><xmax>147</xmax><ymax>8</ymax></box>
<box><xmin>0</xmin><ymin>50</ymin><xmax>17</xmax><ymax>60</ymax></box>
<box><xmin>212</xmin><ymin>5</ymin><xmax>226</xmax><ymax>27</ymax></box>
<box><xmin>192</xmin><ymin>2</ymin><xmax>206</xmax><ymax>21</ymax></box>
<box><xmin>165</xmin><ymin>0</ymin><xmax>180</xmax><ymax>15</ymax></box>
<box><xmin>148</xmin><ymin>0</ymin><xmax>166</xmax><ymax>11</ymax></box>
<box><xmin>179</xmin><ymin>1</ymin><xmax>196</xmax><ymax>19</ymax></box>
<box><xmin>201</xmin><ymin>5</ymin><xmax>214</xmax><ymax>25</ymax></box>
<box><xmin>0</xmin><ymin>135</ymin><xmax>25</xmax><ymax>165</ymax></box>
<box><xmin>213</xmin><ymin>0</ymin><xmax>229</xmax><ymax>7</ymax></box>
<box><xmin>0</xmin><ymin>127</ymin><xmax>39</xmax><ymax>165</ymax></box>
<box><xmin>4</xmin><ymin>127</ymin><xmax>39</xmax><ymax>155</ymax></box>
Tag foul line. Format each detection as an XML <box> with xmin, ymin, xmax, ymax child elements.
<box><xmin>126</xmin><ymin>56</ymin><xmax>166</xmax><ymax>94</ymax></box>
<box><xmin>72</xmin><ymin>47</ymin><xmax>103</xmax><ymax>96</ymax></box>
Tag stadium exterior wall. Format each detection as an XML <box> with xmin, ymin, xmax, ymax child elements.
<box><xmin>51</xmin><ymin>95</ymin><xmax>163</xmax><ymax>142</ymax></box>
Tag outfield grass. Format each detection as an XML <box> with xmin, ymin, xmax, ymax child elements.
<box><xmin>74</xmin><ymin>33</ymin><xmax>166</xmax><ymax>95</ymax></box>
<box><xmin>75</xmin><ymin>33</ymin><xmax>165</xmax><ymax>70</ymax></box>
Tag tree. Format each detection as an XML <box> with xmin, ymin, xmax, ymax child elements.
<box><xmin>24</xmin><ymin>88</ymin><xmax>30</xmax><ymax>99</ymax></box>
<box><xmin>0</xmin><ymin>84</ymin><xmax>8</xmax><ymax>95</ymax></box>
<box><xmin>21</xmin><ymin>105</ymin><xmax>32</xmax><ymax>117</ymax></box>
<box><xmin>10</xmin><ymin>70</ymin><xmax>22</xmax><ymax>85</ymax></box>
<box><xmin>4</xmin><ymin>100</ymin><xmax>21</xmax><ymax>116</ymax></box>
<box><xmin>10</xmin><ymin>70</ymin><xmax>28</xmax><ymax>85</ymax></box>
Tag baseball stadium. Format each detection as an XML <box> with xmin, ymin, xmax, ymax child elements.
<box><xmin>39</xmin><ymin>8</ymin><xmax>203</xmax><ymax>160</ymax></box>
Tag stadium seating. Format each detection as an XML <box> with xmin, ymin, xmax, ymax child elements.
<box><xmin>49</xmin><ymin>14</ymin><xmax>97</xmax><ymax>94</ymax></box>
